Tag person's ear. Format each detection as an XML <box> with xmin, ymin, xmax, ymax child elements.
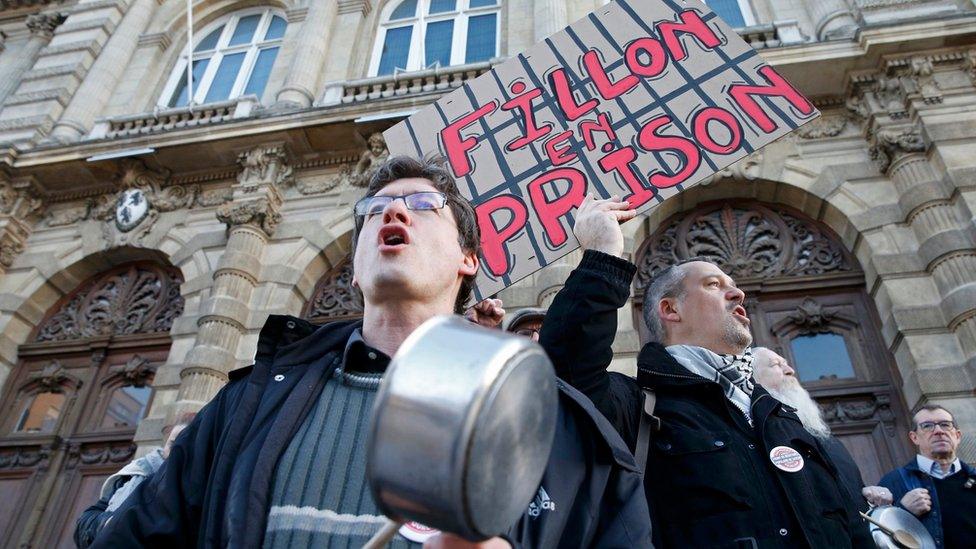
<box><xmin>908</xmin><ymin>430</ymin><xmax>920</xmax><ymax>446</ymax></box>
<box><xmin>659</xmin><ymin>297</ymin><xmax>681</xmax><ymax>323</ymax></box>
<box><xmin>459</xmin><ymin>250</ymin><xmax>478</xmax><ymax>277</ymax></box>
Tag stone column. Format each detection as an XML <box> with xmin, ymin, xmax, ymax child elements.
<box><xmin>0</xmin><ymin>13</ymin><xmax>65</xmax><ymax>105</ymax></box>
<box><xmin>806</xmin><ymin>0</ymin><xmax>857</xmax><ymax>40</ymax></box>
<box><xmin>874</xmin><ymin>126</ymin><xmax>976</xmax><ymax>357</ymax></box>
<box><xmin>274</xmin><ymin>1</ymin><xmax>340</xmax><ymax>108</ymax></box>
<box><xmin>46</xmin><ymin>0</ymin><xmax>157</xmax><ymax>143</ymax></box>
<box><xmin>534</xmin><ymin>0</ymin><xmax>568</xmax><ymax>43</ymax></box>
<box><xmin>172</xmin><ymin>145</ymin><xmax>291</xmax><ymax>415</ymax></box>
<box><xmin>319</xmin><ymin>0</ymin><xmax>372</xmax><ymax>85</ymax></box>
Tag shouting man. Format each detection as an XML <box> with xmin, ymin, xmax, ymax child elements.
<box><xmin>93</xmin><ymin>157</ymin><xmax>650</xmax><ymax>548</ymax></box>
<box><xmin>540</xmin><ymin>195</ymin><xmax>869</xmax><ymax>547</ymax></box>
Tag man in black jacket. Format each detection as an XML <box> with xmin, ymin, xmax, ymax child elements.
<box><xmin>93</xmin><ymin>157</ymin><xmax>651</xmax><ymax>548</ymax></box>
<box><xmin>540</xmin><ymin>194</ymin><xmax>870</xmax><ymax>548</ymax></box>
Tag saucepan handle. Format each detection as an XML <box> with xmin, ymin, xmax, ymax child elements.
<box><xmin>363</xmin><ymin>518</ymin><xmax>401</xmax><ymax>549</ymax></box>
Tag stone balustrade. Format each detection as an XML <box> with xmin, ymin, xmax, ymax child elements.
<box><xmin>87</xmin><ymin>95</ymin><xmax>259</xmax><ymax>140</ymax></box>
<box><xmin>319</xmin><ymin>60</ymin><xmax>497</xmax><ymax>106</ymax></box>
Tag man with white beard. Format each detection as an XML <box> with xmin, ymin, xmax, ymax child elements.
<box><xmin>753</xmin><ymin>347</ymin><xmax>894</xmax><ymax>532</ymax></box>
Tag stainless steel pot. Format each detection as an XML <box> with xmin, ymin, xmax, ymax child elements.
<box><xmin>866</xmin><ymin>505</ymin><xmax>936</xmax><ymax>549</ymax></box>
<box><xmin>365</xmin><ymin>315</ymin><xmax>558</xmax><ymax>542</ymax></box>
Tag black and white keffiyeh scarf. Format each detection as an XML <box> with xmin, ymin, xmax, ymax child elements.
<box><xmin>666</xmin><ymin>345</ymin><xmax>756</xmax><ymax>423</ymax></box>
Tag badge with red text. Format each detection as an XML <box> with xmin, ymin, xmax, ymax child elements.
<box><xmin>398</xmin><ymin>521</ymin><xmax>440</xmax><ymax>543</ymax></box>
<box><xmin>769</xmin><ymin>446</ymin><xmax>804</xmax><ymax>473</ymax></box>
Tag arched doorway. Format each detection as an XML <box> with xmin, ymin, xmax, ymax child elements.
<box><xmin>633</xmin><ymin>200</ymin><xmax>914</xmax><ymax>484</ymax></box>
<box><xmin>302</xmin><ymin>256</ymin><xmax>364</xmax><ymax>325</ymax></box>
<box><xmin>0</xmin><ymin>262</ymin><xmax>184</xmax><ymax>548</ymax></box>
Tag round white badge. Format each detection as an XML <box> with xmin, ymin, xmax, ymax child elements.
<box><xmin>398</xmin><ymin>521</ymin><xmax>440</xmax><ymax>543</ymax></box>
<box><xmin>769</xmin><ymin>445</ymin><xmax>805</xmax><ymax>473</ymax></box>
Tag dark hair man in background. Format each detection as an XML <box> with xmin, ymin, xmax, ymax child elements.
<box><xmin>93</xmin><ymin>157</ymin><xmax>651</xmax><ymax>548</ymax></box>
<box><xmin>504</xmin><ymin>307</ymin><xmax>546</xmax><ymax>342</ymax></box>
<box><xmin>879</xmin><ymin>405</ymin><xmax>976</xmax><ymax>548</ymax></box>
<box><xmin>538</xmin><ymin>194</ymin><xmax>869</xmax><ymax>547</ymax></box>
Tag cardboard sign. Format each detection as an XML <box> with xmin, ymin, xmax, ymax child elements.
<box><xmin>384</xmin><ymin>0</ymin><xmax>819</xmax><ymax>299</ymax></box>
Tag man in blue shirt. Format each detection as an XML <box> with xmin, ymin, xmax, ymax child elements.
<box><xmin>879</xmin><ymin>404</ymin><xmax>976</xmax><ymax>548</ymax></box>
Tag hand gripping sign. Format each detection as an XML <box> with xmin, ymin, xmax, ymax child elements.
<box><xmin>384</xmin><ymin>0</ymin><xmax>819</xmax><ymax>300</ymax></box>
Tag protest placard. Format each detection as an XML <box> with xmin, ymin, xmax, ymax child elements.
<box><xmin>383</xmin><ymin>0</ymin><xmax>819</xmax><ymax>300</ymax></box>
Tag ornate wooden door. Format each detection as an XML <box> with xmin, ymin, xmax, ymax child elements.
<box><xmin>634</xmin><ymin>200</ymin><xmax>914</xmax><ymax>484</ymax></box>
<box><xmin>0</xmin><ymin>263</ymin><xmax>183</xmax><ymax>548</ymax></box>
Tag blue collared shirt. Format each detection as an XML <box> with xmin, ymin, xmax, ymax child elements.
<box><xmin>916</xmin><ymin>454</ymin><xmax>963</xmax><ymax>479</ymax></box>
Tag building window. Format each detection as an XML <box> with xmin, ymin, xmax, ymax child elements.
<box><xmin>15</xmin><ymin>392</ymin><xmax>65</xmax><ymax>433</ymax></box>
<box><xmin>791</xmin><ymin>333</ymin><xmax>856</xmax><ymax>382</ymax></box>
<box><xmin>101</xmin><ymin>385</ymin><xmax>153</xmax><ymax>429</ymax></box>
<box><xmin>371</xmin><ymin>0</ymin><xmax>500</xmax><ymax>76</ymax></box>
<box><xmin>705</xmin><ymin>0</ymin><xmax>754</xmax><ymax>28</ymax></box>
<box><xmin>161</xmin><ymin>8</ymin><xmax>287</xmax><ymax>108</ymax></box>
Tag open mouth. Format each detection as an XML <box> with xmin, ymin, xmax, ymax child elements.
<box><xmin>731</xmin><ymin>305</ymin><xmax>749</xmax><ymax>322</ymax></box>
<box><xmin>378</xmin><ymin>225</ymin><xmax>410</xmax><ymax>250</ymax></box>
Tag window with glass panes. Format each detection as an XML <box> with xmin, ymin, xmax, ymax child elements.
<box><xmin>161</xmin><ymin>9</ymin><xmax>286</xmax><ymax>107</ymax></box>
<box><xmin>705</xmin><ymin>0</ymin><xmax>753</xmax><ymax>28</ymax></box>
<box><xmin>372</xmin><ymin>0</ymin><xmax>500</xmax><ymax>76</ymax></box>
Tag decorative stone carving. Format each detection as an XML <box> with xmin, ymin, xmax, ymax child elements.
<box><xmin>216</xmin><ymin>197</ymin><xmax>282</xmax><ymax>235</ymax></box>
<box><xmin>303</xmin><ymin>257</ymin><xmax>364</xmax><ymax>323</ymax></box>
<box><xmin>111</xmin><ymin>355</ymin><xmax>154</xmax><ymax>386</ymax></box>
<box><xmin>795</xmin><ymin>115</ymin><xmax>850</xmax><ymax>139</ymax></box>
<box><xmin>342</xmin><ymin>133</ymin><xmax>389</xmax><ymax>187</ymax></box>
<box><xmin>0</xmin><ymin>446</ymin><xmax>51</xmax><ymax>469</ymax></box>
<box><xmin>787</xmin><ymin>298</ymin><xmax>839</xmax><ymax>332</ymax></box>
<box><xmin>908</xmin><ymin>56</ymin><xmax>941</xmax><ymax>104</ymax></box>
<box><xmin>64</xmin><ymin>441</ymin><xmax>137</xmax><ymax>469</ymax></box>
<box><xmin>26</xmin><ymin>12</ymin><xmax>66</xmax><ymax>37</ymax></box>
<box><xmin>194</xmin><ymin>187</ymin><xmax>233</xmax><ymax>207</ymax></box>
<box><xmin>34</xmin><ymin>264</ymin><xmax>185</xmax><ymax>342</ymax></box>
<box><xmin>237</xmin><ymin>145</ymin><xmax>293</xmax><ymax>191</ymax></box>
<box><xmin>0</xmin><ymin>239</ymin><xmax>24</xmax><ymax>267</ymax></box>
<box><xmin>635</xmin><ymin>202</ymin><xmax>854</xmax><ymax>287</ymax></box>
<box><xmin>869</xmin><ymin>125</ymin><xmax>927</xmax><ymax>173</ymax></box>
<box><xmin>818</xmin><ymin>393</ymin><xmax>897</xmax><ymax>436</ymax></box>
<box><xmin>31</xmin><ymin>360</ymin><xmax>70</xmax><ymax>391</ymax></box>
<box><xmin>701</xmin><ymin>152</ymin><xmax>762</xmax><ymax>185</ymax></box>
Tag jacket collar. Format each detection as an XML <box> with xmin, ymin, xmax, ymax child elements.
<box><xmin>229</xmin><ymin>315</ymin><xmax>362</xmax><ymax>381</ymax></box>
<box><xmin>636</xmin><ymin>342</ymin><xmax>712</xmax><ymax>389</ymax></box>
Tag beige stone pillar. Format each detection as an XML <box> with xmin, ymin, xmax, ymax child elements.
<box><xmin>172</xmin><ymin>145</ymin><xmax>291</xmax><ymax>415</ymax></box>
<box><xmin>534</xmin><ymin>0</ymin><xmax>568</xmax><ymax>42</ymax></box>
<box><xmin>806</xmin><ymin>0</ymin><xmax>857</xmax><ymax>40</ymax></box>
<box><xmin>876</xmin><ymin>127</ymin><xmax>976</xmax><ymax>357</ymax></box>
<box><xmin>319</xmin><ymin>0</ymin><xmax>372</xmax><ymax>84</ymax></box>
<box><xmin>275</xmin><ymin>1</ymin><xmax>340</xmax><ymax>108</ymax></box>
<box><xmin>0</xmin><ymin>13</ymin><xmax>65</xmax><ymax>106</ymax></box>
<box><xmin>46</xmin><ymin>0</ymin><xmax>157</xmax><ymax>142</ymax></box>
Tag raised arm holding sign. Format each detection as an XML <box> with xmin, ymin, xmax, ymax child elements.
<box><xmin>385</xmin><ymin>0</ymin><xmax>818</xmax><ymax>300</ymax></box>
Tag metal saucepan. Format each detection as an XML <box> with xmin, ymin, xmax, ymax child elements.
<box><xmin>365</xmin><ymin>315</ymin><xmax>558</xmax><ymax>544</ymax></box>
<box><xmin>864</xmin><ymin>505</ymin><xmax>936</xmax><ymax>549</ymax></box>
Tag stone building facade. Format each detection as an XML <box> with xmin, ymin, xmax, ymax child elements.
<box><xmin>0</xmin><ymin>0</ymin><xmax>974</xmax><ymax>545</ymax></box>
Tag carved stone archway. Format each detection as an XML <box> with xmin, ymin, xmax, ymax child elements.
<box><xmin>634</xmin><ymin>199</ymin><xmax>913</xmax><ymax>484</ymax></box>
<box><xmin>302</xmin><ymin>256</ymin><xmax>364</xmax><ymax>324</ymax></box>
<box><xmin>0</xmin><ymin>262</ymin><xmax>182</xmax><ymax>548</ymax></box>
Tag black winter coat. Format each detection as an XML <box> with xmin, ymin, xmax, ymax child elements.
<box><xmin>93</xmin><ymin>315</ymin><xmax>652</xmax><ymax>548</ymax></box>
<box><xmin>540</xmin><ymin>250</ymin><xmax>871</xmax><ymax>548</ymax></box>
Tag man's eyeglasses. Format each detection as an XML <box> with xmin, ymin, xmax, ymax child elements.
<box><xmin>354</xmin><ymin>192</ymin><xmax>448</xmax><ymax>217</ymax></box>
<box><xmin>916</xmin><ymin>421</ymin><xmax>956</xmax><ymax>433</ymax></box>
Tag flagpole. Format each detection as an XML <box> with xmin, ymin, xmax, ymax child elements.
<box><xmin>185</xmin><ymin>0</ymin><xmax>194</xmax><ymax>106</ymax></box>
